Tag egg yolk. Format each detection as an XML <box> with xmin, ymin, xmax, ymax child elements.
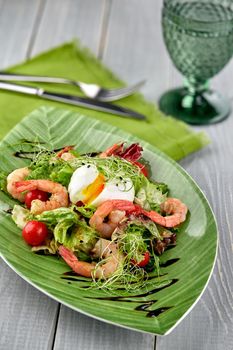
<box><xmin>82</xmin><ymin>173</ymin><xmax>105</xmax><ymax>205</ymax></box>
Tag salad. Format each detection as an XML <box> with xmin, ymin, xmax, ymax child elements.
<box><xmin>4</xmin><ymin>142</ymin><xmax>188</xmax><ymax>289</ymax></box>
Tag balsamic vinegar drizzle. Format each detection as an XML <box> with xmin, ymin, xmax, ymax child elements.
<box><xmin>12</xmin><ymin>140</ymin><xmax>46</xmax><ymax>159</ymax></box>
<box><xmin>164</xmin><ymin>245</ymin><xmax>176</xmax><ymax>251</ymax></box>
<box><xmin>61</xmin><ymin>276</ymin><xmax>89</xmax><ymax>282</ymax></box>
<box><xmin>146</xmin><ymin>307</ymin><xmax>172</xmax><ymax>318</ymax></box>
<box><xmin>128</xmin><ymin>278</ymin><xmax>178</xmax><ymax>298</ymax></box>
<box><xmin>11</xmin><ymin>140</ymin><xmax>179</xmax><ymax>319</ymax></box>
<box><xmin>160</xmin><ymin>258</ymin><xmax>180</xmax><ymax>268</ymax></box>
<box><xmin>13</xmin><ymin>139</ymin><xmax>98</xmax><ymax>161</ymax></box>
<box><xmin>14</xmin><ymin>151</ymin><xmax>38</xmax><ymax>160</ymax></box>
<box><xmin>83</xmin><ymin>278</ymin><xmax>178</xmax><ymax>318</ymax></box>
<box><xmin>3</xmin><ymin>208</ymin><xmax>12</xmax><ymax>214</ymax></box>
<box><xmin>82</xmin><ymin>152</ymin><xmax>100</xmax><ymax>157</ymax></box>
<box><xmin>61</xmin><ymin>257</ymin><xmax>180</xmax><ymax>317</ymax></box>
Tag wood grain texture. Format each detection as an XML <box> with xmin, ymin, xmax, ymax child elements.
<box><xmin>155</xmin><ymin>0</ymin><xmax>233</xmax><ymax>348</ymax></box>
<box><xmin>0</xmin><ymin>0</ymin><xmax>43</xmax><ymax>68</ymax></box>
<box><xmin>0</xmin><ymin>261</ymin><xmax>58</xmax><ymax>350</ymax></box>
<box><xmin>103</xmin><ymin>0</ymin><xmax>170</xmax><ymax>101</ymax></box>
<box><xmin>31</xmin><ymin>0</ymin><xmax>105</xmax><ymax>57</ymax></box>
<box><xmin>53</xmin><ymin>306</ymin><xmax>154</xmax><ymax>350</ymax></box>
<box><xmin>157</xmin><ymin>121</ymin><xmax>233</xmax><ymax>349</ymax></box>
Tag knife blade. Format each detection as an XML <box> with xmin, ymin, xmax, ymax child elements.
<box><xmin>0</xmin><ymin>81</ymin><xmax>146</xmax><ymax>120</ymax></box>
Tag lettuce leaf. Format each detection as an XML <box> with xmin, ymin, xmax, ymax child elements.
<box><xmin>75</xmin><ymin>204</ymin><xmax>96</xmax><ymax>218</ymax></box>
<box><xmin>63</xmin><ymin>221</ymin><xmax>98</xmax><ymax>254</ymax></box>
<box><xmin>135</xmin><ymin>179</ymin><xmax>168</xmax><ymax>212</ymax></box>
<box><xmin>34</xmin><ymin>207</ymin><xmax>98</xmax><ymax>254</ymax></box>
<box><xmin>33</xmin><ymin>207</ymin><xmax>79</xmax><ymax>228</ymax></box>
<box><xmin>27</xmin><ymin>154</ymin><xmax>73</xmax><ymax>186</ymax></box>
<box><xmin>12</xmin><ymin>205</ymin><xmax>30</xmax><ymax>229</ymax></box>
<box><xmin>31</xmin><ymin>238</ymin><xmax>58</xmax><ymax>255</ymax></box>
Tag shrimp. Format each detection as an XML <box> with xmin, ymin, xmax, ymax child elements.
<box><xmin>7</xmin><ymin>167</ymin><xmax>30</xmax><ymax>202</ymax></box>
<box><xmin>56</xmin><ymin>146</ymin><xmax>76</xmax><ymax>161</ymax></box>
<box><xmin>15</xmin><ymin>179</ymin><xmax>68</xmax><ymax>214</ymax></box>
<box><xmin>59</xmin><ymin>238</ymin><xmax>124</xmax><ymax>279</ymax></box>
<box><xmin>99</xmin><ymin>143</ymin><xmax>123</xmax><ymax>158</ymax></box>
<box><xmin>60</xmin><ymin>152</ymin><xmax>76</xmax><ymax>161</ymax></box>
<box><xmin>140</xmin><ymin>198</ymin><xmax>188</xmax><ymax>228</ymax></box>
<box><xmin>89</xmin><ymin>199</ymin><xmax>135</xmax><ymax>238</ymax></box>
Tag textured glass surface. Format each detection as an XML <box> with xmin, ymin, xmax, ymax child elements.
<box><xmin>160</xmin><ymin>0</ymin><xmax>233</xmax><ymax>124</ymax></box>
<box><xmin>162</xmin><ymin>2</ymin><xmax>233</xmax><ymax>81</ymax></box>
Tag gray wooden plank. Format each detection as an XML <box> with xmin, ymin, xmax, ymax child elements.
<box><xmin>103</xmin><ymin>0</ymin><xmax>170</xmax><ymax>101</ymax></box>
<box><xmin>31</xmin><ymin>0</ymin><xmax>105</xmax><ymax>57</ymax></box>
<box><xmin>0</xmin><ymin>261</ymin><xmax>59</xmax><ymax>350</ymax></box>
<box><xmin>157</xmin><ymin>119</ymin><xmax>233</xmax><ymax>349</ymax></box>
<box><xmin>0</xmin><ymin>0</ymin><xmax>43</xmax><ymax>68</ymax></box>
<box><xmin>53</xmin><ymin>306</ymin><xmax>154</xmax><ymax>350</ymax></box>
<box><xmin>153</xmin><ymin>0</ymin><xmax>233</xmax><ymax>348</ymax></box>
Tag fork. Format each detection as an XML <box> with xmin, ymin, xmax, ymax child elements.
<box><xmin>0</xmin><ymin>72</ymin><xmax>145</xmax><ymax>102</ymax></box>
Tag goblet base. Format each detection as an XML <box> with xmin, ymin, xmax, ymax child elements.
<box><xmin>159</xmin><ymin>87</ymin><xmax>231</xmax><ymax>125</ymax></box>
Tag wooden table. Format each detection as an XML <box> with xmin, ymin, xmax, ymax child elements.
<box><xmin>0</xmin><ymin>1</ymin><xmax>232</xmax><ymax>349</ymax></box>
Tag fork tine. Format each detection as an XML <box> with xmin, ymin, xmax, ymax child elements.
<box><xmin>117</xmin><ymin>80</ymin><xmax>146</xmax><ymax>92</ymax></box>
<box><xmin>106</xmin><ymin>80</ymin><xmax>146</xmax><ymax>95</ymax></box>
<box><xmin>97</xmin><ymin>80</ymin><xmax>146</xmax><ymax>101</ymax></box>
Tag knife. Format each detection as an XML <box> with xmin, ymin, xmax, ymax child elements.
<box><xmin>0</xmin><ymin>81</ymin><xmax>146</xmax><ymax>120</ymax></box>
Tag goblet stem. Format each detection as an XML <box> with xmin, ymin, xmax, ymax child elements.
<box><xmin>159</xmin><ymin>79</ymin><xmax>231</xmax><ymax>125</ymax></box>
<box><xmin>181</xmin><ymin>78</ymin><xmax>209</xmax><ymax>109</ymax></box>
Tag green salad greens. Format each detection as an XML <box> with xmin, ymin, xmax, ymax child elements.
<box><xmin>6</xmin><ymin>142</ymin><xmax>187</xmax><ymax>291</ymax></box>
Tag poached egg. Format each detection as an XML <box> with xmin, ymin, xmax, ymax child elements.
<box><xmin>68</xmin><ymin>164</ymin><xmax>134</xmax><ymax>206</ymax></box>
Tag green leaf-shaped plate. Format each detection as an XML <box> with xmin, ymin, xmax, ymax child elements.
<box><xmin>0</xmin><ymin>107</ymin><xmax>217</xmax><ymax>335</ymax></box>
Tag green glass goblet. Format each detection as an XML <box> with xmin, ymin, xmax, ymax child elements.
<box><xmin>159</xmin><ymin>0</ymin><xmax>233</xmax><ymax>125</ymax></box>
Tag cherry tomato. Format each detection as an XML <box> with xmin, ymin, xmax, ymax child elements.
<box><xmin>25</xmin><ymin>190</ymin><xmax>48</xmax><ymax>209</ymax></box>
<box><xmin>22</xmin><ymin>221</ymin><xmax>48</xmax><ymax>246</ymax></box>
<box><xmin>132</xmin><ymin>251</ymin><xmax>150</xmax><ymax>267</ymax></box>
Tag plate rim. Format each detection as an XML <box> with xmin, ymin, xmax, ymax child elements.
<box><xmin>0</xmin><ymin>106</ymin><xmax>218</xmax><ymax>335</ymax></box>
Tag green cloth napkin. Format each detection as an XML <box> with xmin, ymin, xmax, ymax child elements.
<box><xmin>0</xmin><ymin>41</ymin><xmax>209</xmax><ymax>160</ymax></box>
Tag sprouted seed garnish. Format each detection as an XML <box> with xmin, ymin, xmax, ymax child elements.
<box><xmin>5</xmin><ymin>142</ymin><xmax>188</xmax><ymax>291</ymax></box>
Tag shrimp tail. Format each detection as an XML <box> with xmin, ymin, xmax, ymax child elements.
<box><xmin>126</xmin><ymin>200</ymin><xmax>187</xmax><ymax>228</ymax></box>
<box><xmin>99</xmin><ymin>143</ymin><xmax>124</xmax><ymax>158</ymax></box>
<box><xmin>59</xmin><ymin>246</ymin><xmax>95</xmax><ymax>278</ymax></box>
